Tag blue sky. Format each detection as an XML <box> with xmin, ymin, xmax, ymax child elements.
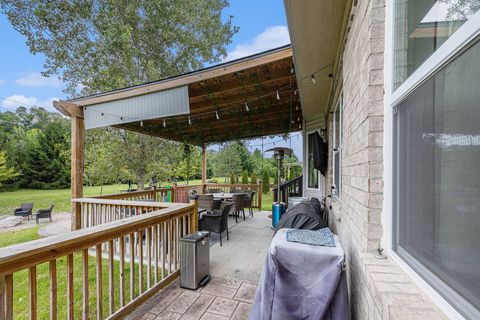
<box><xmin>0</xmin><ymin>0</ymin><xmax>303</xmax><ymax>160</ymax></box>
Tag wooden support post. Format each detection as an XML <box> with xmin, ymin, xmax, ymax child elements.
<box><xmin>201</xmin><ymin>144</ymin><xmax>207</xmax><ymax>194</ymax></box>
<box><xmin>71</xmin><ymin>114</ymin><xmax>85</xmax><ymax>230</ymax></box>
<box><xmin>258</xmin><ymin>182</ymin><xmax>263</xmax><ymax>210</ymax></box>
<box><xmin>189</xmin><ymin>199</ymin><xmax>199</xmax><ymax>232</ymax></box>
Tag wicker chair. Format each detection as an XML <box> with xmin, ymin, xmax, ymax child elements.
<box><xmin>34</xmin><ymin>205</ymin><xmax>54</xmax><ymax>224</ymax></box>
<box><xmin>14</xmin><ymin>203</ymin><xmax>34</xmax><ymax>220</ymax></box>
<box><xmin>197</xmin><ymin>194</ymin><xmax>216</xmax><ymax>214</ymax></box>
<box><xmin>200</xmin><ymin>202</ymin><xmax>233</xmax><ymax>246</ymax></box>
<box><xmin>244</xmin><ymin>190</ymin><xmax>256</xmax><ymax>217</ymax></box>
<box><xmin>232</xmin><ymin>194</ymin><xmax>246</xmax><ymax>223</ymax></box>
<box><xmin>206</xmin><ymin>188</ymin><xmax>222</xmax><ymax>194</ymax></box>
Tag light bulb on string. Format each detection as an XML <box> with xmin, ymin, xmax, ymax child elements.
<box><xmin>311</xmin><ymin>74</ymin><xmax>316</xmax><ymax>84</ymax></box>
<box><xmin>215</xmin><ymin>111</ymin><xmax>220</xmax><ymax>120</ymax></box>
<box><xmin>188</xmin><ymin>116</ymin><xmax>192</xmax><ymax>125</ymax></box>
<box><xmin>295</xmin><ymin>105</ymin><xmax>299</xmax><ymax>111</ymax></box>
<box><xmin>294</xmin><ymin>89</ymin><xmax>297</xmax><ymax>96</ymax></box>
<box><xmin>140</xmin><ymin>120</ymin><xmax>144</xmax><ymax>127</ymax></box>
<box><xmin>245</xmin><ymin>102</ymin><xmax>249</xmax><ymax>112</ymax></box>
<box><xmin>276</xmin><ymin>90</ymin><xmax>280</xmax><ymax>100</ymax></box>
<box><xmin>163</xmin><ymin>119</ymin><xmax>166</xmax><ymax>128</ymax></box>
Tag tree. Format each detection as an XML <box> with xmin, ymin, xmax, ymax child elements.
<box><xmin>0</xmin><ymin>151</ymin><xmax>17</xmax><ymax>187</ymax></box>
<box><xmin>262</xmin><ymin>170</ymin><xmax>270</xmax><ymax>194</ymax></box>
<box><xmin>1</xmin><ymin>0</ymin><xmax>238</xmax><ymax>96</ymax></box>
<box><xmin>241</xmin><ymin>170</ymin><xmax>249</xmax><ymax>184</ymax></box>
<box><xmin>21</xmin><ymin>119</ymin><xmax>70</xmax><ymax>189</ymax></box>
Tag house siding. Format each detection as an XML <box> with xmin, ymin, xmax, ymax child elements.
<box><xmin>324</xmin><ymin>0</ymin><xmax>448</xmax><ymax>319</ymax></box>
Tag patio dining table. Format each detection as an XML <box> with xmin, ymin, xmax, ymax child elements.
<box><xmin>205</xmin><ymin>192</ymin><xmax>246</xmax><ymax>201</ymax></box>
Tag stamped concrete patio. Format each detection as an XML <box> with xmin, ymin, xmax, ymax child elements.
<box><xmin>127</xmin><ymin>211</ymin><xmax>274</xmax><ymax>320</ymax></box>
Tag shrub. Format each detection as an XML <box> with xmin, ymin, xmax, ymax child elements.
<box><xmin>241</xmin><ymin>170</ymin><xmax>249</xmax><ymax>184</ymax></box>
<box><xmin>230</xmin><ymin>172</ymin><xmax>237</xmax><ymax>184</ymax></box>
<box><xmin>251</xmin><ymin>172</ymin><xmax>258</xmax><ymax>185</ymax></box>
<box><xmin>262</xmin><ymin>170</ymin><xmax>270</xmax><ymax>194</ymax></box>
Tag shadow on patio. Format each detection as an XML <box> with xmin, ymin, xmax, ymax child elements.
<box><xmin>127</xmin><ymin>211</ymin><xmax>274</xmax><ymax>320</ymax></box>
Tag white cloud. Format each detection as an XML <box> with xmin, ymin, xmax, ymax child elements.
<box><xmin>1</xmin><ymin>95</ymin><xmax>59</xmax><ymax>112</ymax></box>
<box><xmin>226</xmin><ymin>25</ymin><xmax>290</xmax><ymax>61</ymax></box>
<box><xmin>14</xmin><ymin>72</ymin><xmax>62</xmax><ymax>88</ymax></box>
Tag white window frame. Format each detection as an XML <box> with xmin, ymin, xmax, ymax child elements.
<box><xmin>306</xmin><ymin>129</ymin><xmax>321</xmax><ymax>191</ymax></box>
<box><xmin>332</xmin><ymin>94</ymin><xmax>343</xmax><ymax>198</ymax></box>
<box><xmin>384</xmin><ymin>2</ymin><xmax>480</xmax><ymax>319</ymax></box>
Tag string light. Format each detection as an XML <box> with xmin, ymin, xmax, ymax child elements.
<box><xmin>215</xmin><ymin>111</ymin><xmax>220</xmax><ymax>120</ymax></box>
<box><xmin>276</xmin><ymin>90</ymin><xmax>280</xmax><ymax>100</ymax></box>
<box><xmin>311</xmin><ymin>74</ymin><xmax>316</xmax><ymax>84</ymax></box>
<box><xmin>294</xmin><ymin>89</ymin><xmax>297</xmax><ymax>96</ymax></box>
<box><xmin>140</xmin><ymin>120</ymin><xmax>144</xmax><ymax>127</ymax></box>
<box><xmin>188</xmin><ymin>116</ymin><xmax>192</xmax><ymax>125</ymax></box>
<box><xmin>245</xmin><ymin>102</ymin><xmax>249</xmax><ymax>112</ymax></box>
<box><xmin>163</xmin><ymin>119</ymin><xmax>166</xmax><ymax>127</ymax></box>
<box><xmin>295</xmin><ymin>105</ymin><xmax>299</xmax><ymax>111</ymax></box>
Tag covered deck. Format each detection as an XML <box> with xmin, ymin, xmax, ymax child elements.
<box><xmin>0</xmin><ymin>46</ymin><xmax>302</xmax><ymax>320</ymax></box>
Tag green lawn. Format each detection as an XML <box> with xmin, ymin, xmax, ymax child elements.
<box><xmin>0</xmin><ymin>178</ymin><xmax>272</xmax><ymax>216</ymax></box>
<box><xmin>0</xmin><ymin>228</ymin><xmax>161</xmax><ymax>319</ymax></box>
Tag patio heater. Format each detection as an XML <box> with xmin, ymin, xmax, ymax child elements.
<box><xmin>266</xmin><ymin>147</ymin><xmax>293</xmax><ymax>228</ymax></box>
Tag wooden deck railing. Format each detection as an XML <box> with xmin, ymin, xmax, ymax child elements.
<box><xmin>0</xmin><ymin>201</ymin><xmax>197</xmax><ymax>320</ymax></box>
<box><xmin>273</xmin><ymin>175</ymin><xmax>303</xmax><ymax>205</ymax></box>
<box><xmin>92</xmin><ymin>187</ymin><xmax>171</xmax><ymax>202</ymax></box>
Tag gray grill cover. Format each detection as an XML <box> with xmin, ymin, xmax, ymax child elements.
<box><xmin>249</xmin><ymin>229</ymin><xmax>348</xmax><ymax>320</ymax></box>
<box><xmin>275</xmin><ymin>198</ymin><xmax>326</xmax><ymax>232</ymax></box>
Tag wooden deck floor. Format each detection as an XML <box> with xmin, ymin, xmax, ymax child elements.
<box><xmin>127</xmin><ymin>211</ymin><xmax>273</xmax><ymax>320</ymax></box>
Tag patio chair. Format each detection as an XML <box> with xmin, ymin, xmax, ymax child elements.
<box><xmin>244</xmin><ymin>190</ymin><xmax>256</xmax><ymax>217</ymax></box>
<box><xmin>232</xmin><ymin>194</ymin><xmax>246</xmax><ymax>223</ymax></box>
<box><xmin>200</xmin><ymin>202</ymin><xmax>233</xmax><ymax>247</ymax></box>
<box><xmin>230</xmin><ymin>187</ymin><xmax>244</xmax><ymax>193</ymax></box>
<box><xmin>198</xmin><ymin>194</ymin><xmax>216</xmax><ymax>214</ymax></box>
<box><xmin>206</xmin><ymin>188</ymin><xmax>222</xmax><ymax>194</ymax></box>
<box><xmin>14</xmin><ymin>203</ymin><xmax>34</xmax><ymax>220</ymax></box>
<box><xmin>34</xmin><ymin>205</ymin><xmax>54</xmax><ymax>224</ymax></box>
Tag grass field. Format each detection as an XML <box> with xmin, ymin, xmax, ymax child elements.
<box><xmin>0</xmin><ymin>179</ymin><xmax>273</xmax><ymax>216</ymax></box>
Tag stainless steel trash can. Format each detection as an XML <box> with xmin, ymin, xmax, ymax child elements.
<box><xmin>180</xmin><ymin>231</ymin><xmax>210</xmax><ymax>290</ymax></box>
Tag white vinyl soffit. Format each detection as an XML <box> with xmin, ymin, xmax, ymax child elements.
<box><xmin>83</xmin><ymin>86</ymin><xmax>190</xmax><ymax>129</ymax></box>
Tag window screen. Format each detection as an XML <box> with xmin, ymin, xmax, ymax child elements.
<box><xmin>394</xmin><ymin>38</ymin><xmax>480</xmax><ymax>319</ymax></box>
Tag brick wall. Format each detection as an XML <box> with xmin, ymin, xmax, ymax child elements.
<box><xmin>325</xmin><ymin>0</ymin><xmax>447</xmax><ymax>319</ymax></box>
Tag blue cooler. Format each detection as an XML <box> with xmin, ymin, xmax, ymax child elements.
<box><xmin>272</xmin><ymin>202</ymin><xmax>286</xmax><ymax>228</ymax></box>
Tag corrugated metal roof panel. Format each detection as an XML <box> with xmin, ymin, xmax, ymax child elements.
<box><xmin>84</xmin><ymin>85</ymin><xmax>189</xmax><ymax>129</ymax></box>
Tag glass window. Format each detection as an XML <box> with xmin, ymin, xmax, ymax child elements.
<box><xmin>307</xmin><ymin>132</ymin><xmax>319</xmax><ymax>189</ymax></box>
<box><xmin>394</xmin><ymin>39</ymin><xmax>480</xmax><ymax>319</ymax></box>
<box><xmin>393</xmin><ymin>0</ymin><xmax>479</xmax><ymax>90</ymax></box>
<box><xmin>333</xmin><ymin>95</ymin><xmax>343</xmax><ymax>197</ymax></box>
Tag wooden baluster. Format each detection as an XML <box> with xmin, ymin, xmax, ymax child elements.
<box><xmin>153</xmin><ymin>225</ymin><xmax>159</xmax><ymax>283</ymax></box>
<box><xmin>28</xmin><ymin>266</ymin><xmax>37</xmax><ymax>320</ymax></box>
<box><xmin>138</xmin><ymin>229</ymin><xmax>144</xmax><ymax>294</ymax></box>
<box><xmin>129</xmin><ymin>233</ymin><xmax>135</xmax><ymax>301</ymax></box>
<box><xmin>161</xmin><ymin>223</ymin><xmax>166</xmax><ymax>279</ymax></box>
<box><xmin>49</xmin><ymin>260</ymin><xmax>57</xmax><ymax>320</ymax></box>
<box><xmin>119</xmin><ymin>236</ymin><xmax>125</xmax><ymax>307</ymax></box>
<box><xmin>4</xmin><ymin>274</ymin><xmax>13</xmax><ymax>320</ymax></box>
<box><xmin>168</xmin><ymin>220</ymin><xmax>173</xmax><ymax>274</ymax></box>
<box><xmin>82</xmin><ymin>249</ymin><xmax>89</xmax><ymax>320</ymax></box>
<box><xmin>108</xmin><ymin>240</ymin><xmax>114</xmax><ymax>315</ymax></box>
<box><xmin>174</xmin><ymin>218</ymin><xmax>178</xmax><ymax>269</ymax></box>
<box><xmin>96</xmin><ymin>244</ymin><xmax>103</xmax><ymax>319</ymax></box>
<box><xmin>67</xmin><ymin>254</ymin><xmax>74</xmax><ymax>320</ymax></box>
<box><xmin>146</xmin><ymin>227</ymin><xmax>152</xmax><ymax>289</ymax></box>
